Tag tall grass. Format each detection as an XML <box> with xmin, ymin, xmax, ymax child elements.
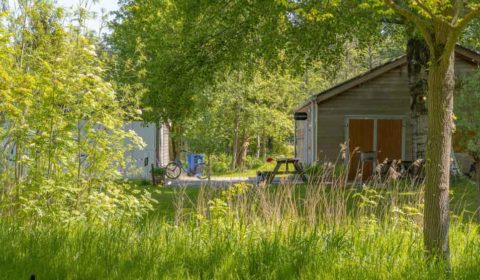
<box><xmin>1</xmin><ymin>167</ymin><xmax>479</xmax><ymax>279</ymax></box>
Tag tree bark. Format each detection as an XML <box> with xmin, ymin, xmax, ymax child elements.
<box><xmin>231</xmin><ymin>104</ymin><xmax>240</xmax><ymax>170</ymax></box>
<box><xmin>235</xmin><ymin>132</ymin><xmax>249</xmax><ymax>169</ymax></box>
<box><xmin>168</xmin><ymin>123</ymin><xmax>181</xmax><ymax>161</ymax></box>
<box><xmin>407</xmin><ymin>37</ymin><xmax>429</xmax><ymax>160</ymax></box>
<box><xmin>263</xmin><ymin>132</ymin><xmax>267</xmax><ymax>160</ymax></box>
<box><xmin>423</xmin><ymin>50</ymin><xmax>455</xmax><ymax>263</ymax></box>
<box><xmin>256</xmin><ymin>132</ymin><xmax>261</xmax><ymax>159</ymax></box>
<box><xmin>382</xmin><ymin>0</ymin><xmax>480</xmax><ymax>269</ymax></box>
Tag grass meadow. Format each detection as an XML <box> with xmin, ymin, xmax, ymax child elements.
<box><xmin>1</xmin><ymin>176</ymin><xmax>479</xmax><ymax>279</ymax></box>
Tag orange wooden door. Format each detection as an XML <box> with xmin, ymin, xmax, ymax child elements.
<box><xmin>377</xmin><ymin>119</ymin><xmax>403</xmax><ymax>162</ymax></box>
<box><xmin>348</xmin><ymin>119</ymin><xmax>374</xmax><ymax>180</ymax></box>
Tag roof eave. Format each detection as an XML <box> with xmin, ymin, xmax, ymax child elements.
<box><xmin>294</xmin><ymin>45</ymin><xmax>480</xmax><ymax>112</ymax></box>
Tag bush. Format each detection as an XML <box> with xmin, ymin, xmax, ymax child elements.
<box><xmin>269</xmin><ymin>143</ymin><xmax>294</xmax><ymax>157</ymax></box>
<box><xmin>245</xmin><ymin>156</ymin><xmax>265</xmax><ymax>170</ymax></box>
<box><xmin>210</xmin><ymin>154</ymin><xmax>231</xmax><ymax>174</ymax></box>
<box><xmin>151</xmin><ymin>166</ymin><xmax>167</xmax><ymax>176</ymax></box>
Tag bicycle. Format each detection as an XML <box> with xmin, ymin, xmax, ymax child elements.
<box><xmin>165</xmin><ymin>150</ymin><xmax>210</xmax><ymax>180</ymax></box>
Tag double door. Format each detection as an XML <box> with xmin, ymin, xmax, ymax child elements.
<box><xmin>347</xmin><ymin>118</ymin><xmax>404</xmax><ymax>180</ymax></box>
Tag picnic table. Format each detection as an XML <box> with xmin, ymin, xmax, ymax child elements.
<box><xmin>257</xmin><ymin>158</ymin><xmax>308</xmax><ymax>185</ymax></box>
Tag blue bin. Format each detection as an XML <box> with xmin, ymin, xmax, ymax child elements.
<box><xmin>187</xmin><ymin>153</ymin><xmax>205</xmax><ymax>175</ymax></box>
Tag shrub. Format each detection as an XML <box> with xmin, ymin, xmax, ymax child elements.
<box><xmin>0</xmin><ymin>7</ymin><xmax>154</xmax><ymax>224</ymax></box>
<box><xmin>210</xmin><ymin>154</ymin><xmax>231</xmax><ymax>174</ymax></box>
<box><xmin>151</xmin><ymin>166</ymin><xmax>167</xmax><ymax>176</ymax></box>
<box><xmin>245</xmin><ymin>156</ymin><xmax>265</xmax><ymax>170</ymax></box>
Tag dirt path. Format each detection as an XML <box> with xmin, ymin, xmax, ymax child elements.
<box><xmin>166</xmin><ymin>175</ymin><xmax>304</xmax><ymax>187</ymax></box>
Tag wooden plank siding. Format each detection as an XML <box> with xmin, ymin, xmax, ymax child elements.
<box><xmin>316</xmin><ymin>64</ymin><xmax>410</xmax><ymax>163</ymax></box>
<box><xmin>315</xmin><ymin>52</ymin><xmax>479</xmax><ymax>164</ymax></box>
<box><xmin>455</xmin><ymin>56</ymin><xmax>477</xmax><ymax>77</ymax></box>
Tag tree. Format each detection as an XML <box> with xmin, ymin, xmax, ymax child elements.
<box><xmin>382</xmin><ymin>0</ymin><xmax>480</xmax><ymax>262</ymax></box>
<box><xmin>110</xmin><ymin>0</ymin><xmax>480</xmax><ymax>262</ymax></box>
<box><xmin>456</xmin><ymin>69</ymin><xmax>480</xmax><ymax>222</ymax></box>
<box><xmin>108</xmin><ymin>0</ymin><xmax>387</xmax><ymax>161</ymax></box>
<box><xmin>185</xmin><ymin>67</ymin><xmax>305</xmax><ymax>170</ymax></box>
<box><xmin>109</xmin><ymin>0</ymin><xmax>235</xmax><ymax>159</ymax></box>
<box><xmin>0</xmin><ymin>0</ymin><xmax>152</xmax><ymax>223</ymax></box>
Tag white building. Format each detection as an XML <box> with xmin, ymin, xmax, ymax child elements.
<box><xmin>123</xmin><ymin>122</ymin><xmax>170</xmax><ymax>179</ymax></box>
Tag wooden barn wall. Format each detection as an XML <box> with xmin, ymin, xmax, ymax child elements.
<box><xmin>316</xmin><ymin>64</ymin><xmax>410</xmax><ymax>163</ymax></box>
<box><xmin>315</xmin><ymin>54</ymin><xmax>478</xmax><ymax>164</ymax></box>
<box><xmin>455</xmin><ymin>55</ymin><xmax>477</xmax><ymax>77</ymax></box>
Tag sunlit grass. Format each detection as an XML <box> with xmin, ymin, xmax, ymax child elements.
<box><xmin>1</xmin><ymin>213</ymin><xmax>479</xmax><ymax>279</ymax></box>
<box><xmin>1</xmin><ymin>175</ymin><xmax>479</xmax><ymax>279</ymax></box>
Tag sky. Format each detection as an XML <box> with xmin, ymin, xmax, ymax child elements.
<box><xmin>56</xmin><ymin>0</ymin><xmax>120</xmax><ymax>34</ymax></box>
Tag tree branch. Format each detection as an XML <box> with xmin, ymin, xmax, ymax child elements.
<box><xmin>413</xmin><ymin>0</ymin><xmax>437</xmax><ymax>20</ymax></box>
<box><xmin>455</xmin><ymin>5</ymin><xmax>480</xmax><ymax>32</ymax></box>
<box><xmin>440</xmin><ymin>4</ymin><xmax>480</xmax><ymax>61</ymax></box>
<box><xmin>381</xmin><ymin>15</ymin><xmax>405</xmax><ymax>25</ymax></box>
<box><xmin>383</xmin><ymin>0</ymin><xmax>434</xmax><ymax>52</ymax></box>
<box><xmin>450</xmin><ymin>0</ymin><xmax>464</xmax><ymax>26</ymax></box>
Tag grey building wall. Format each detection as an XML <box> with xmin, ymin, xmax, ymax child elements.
<box><xmin>313</xmin><ymin>53</ymin><xmax>477</xmax><ymax>165</ymax></box>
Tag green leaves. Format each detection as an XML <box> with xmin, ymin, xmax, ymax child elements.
<box><xmin>455</xmin><ymin>70</ymin><xmax>480</xmax><ymax>159</ymax></box>
<box><xmin>0</xmin><ymin>0</ymin><xmax>153</xmax><ymax>224</ymax></box>
<box><xmin>184</xmin><ymin>68</ymin><xmax>305</xmax><ymax>160</ymax></box>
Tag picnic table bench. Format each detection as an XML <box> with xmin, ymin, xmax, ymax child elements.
<box><xmin>257</xmin><ymin>158</ymin><xmax>308</xmax><ymax>185</ymax></box>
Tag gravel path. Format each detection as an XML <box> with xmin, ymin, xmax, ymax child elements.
<box><xmin>165</xmin><ymin>175</ymin><xmax>304</xmax><ymax>187</ymax></box>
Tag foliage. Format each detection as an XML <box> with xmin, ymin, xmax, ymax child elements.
<box><xmin>0</xmin><ymin>1</ymin><xmax>154</xmax><ymax>224</ymax></box>
<box><xmin>108</xmin><ymin>0</ymin><xmax>202</xmax><ymax>157</ymax></box>
<box><xmin>304</xmin><ymin>162</ymin><xmax>347</xmax><ymax>178</ymax></box>
<box><xmin>184</xmin><ymin>69</ymin><xmax>304</xmax><ymax>167</ymax></box>
<box><xmin>378</xmin><ymin>0</ymin><xmax>480</xmax><ymax>260</ymax></box>
<box><xmin>456</xmin><ymin>68</ymin><xmax>480</xmax><ymax>221</ymax></box>
<box><xmin>151</xmin><ymin>166</ymin><xmax>166</xmax><ymax>176</ymax></box>
<box><xmin>456</xmin><ymin>70</ymin><xmax>480</xmax><ymax>160</ymax></box>
<box><xmin>208</xmin><ymin>155</ymin><xmax>262</xmax><ymax>175</ymax></box>
<box><xmin>108</xmin><ymin>0</ymin><xmax>400</xmax><ymax>161</ymax></box>
<box><xmin>1</xmin><ymin>180</ymin><xmax>480</xmax><ymax>279</ymax></box>
<box><xmin>209</xmin><ymin>154</ymin><xmax>231</xmax><ymax>174</ymax></box>
<box><xmin>245</xmin><ymin>156</ymin><xmax>265</xmax><ymax>170</ymax></box>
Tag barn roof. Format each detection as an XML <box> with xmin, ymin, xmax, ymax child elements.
<box><xmin>295</xmin><ymin>45</ymin><xmax>480</xmax><ymax>112</ymax></box>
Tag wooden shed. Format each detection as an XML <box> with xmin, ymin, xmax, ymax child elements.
<box><xmin>295</xmin><ymin>45</ymin><xmax>480</xmax><ymax>178</ymax></box>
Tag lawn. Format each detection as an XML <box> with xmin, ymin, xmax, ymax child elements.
<box><xmin>143</xmin><ymin>177</ymin><xmax>478</xmax><ymax>221</ymax></box>
<box><xmin>211</xmin><ymin>161</ymin><xmax>294</xmax><ymax>178</ymax></box>
<box><xmin>1</xmin><ymin>178</ymin><xmax>479</xmax><ymax>279</ymax></box>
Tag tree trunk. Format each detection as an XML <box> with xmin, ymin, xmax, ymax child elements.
<box><xmin>423</xmin><ymin>51</ymin><xmax>454</xmax><ymax>263</ymax></box>
<box><xmin>263</xmin><ymin>132</ymin><xmax>267</xmax><ymax>160</ymax></box>
<box><xmin>235</xmin><ymin>132</ymin><xmax>249</xmax><ymax>169</ymax></box>
<box><xmin>407</xmin><ymin>37</ymin><xmax>429</xmax><ymax>160</ymax></box>
<box><xmin>256</xmin><ymin>132</ymin><xmax>261</xmax><ymax>159</ymax></box>
<box><xmin>231</xmin><ymin>104</ymin><xmax>240</xmax><ymax>170</ymax></box>
<box><xmin>168</xmin><ymin>123</ymin><xmax>181</xmax><ymax>161</ymax></box>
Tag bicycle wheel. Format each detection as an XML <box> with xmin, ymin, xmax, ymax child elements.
<box><xmin>195</xmin><ymin>163</ymin><xmax>210</xmax><ymax>180</ymax></box>
<box><xmin>165</xmin><ymin>162</ymin><xmax>181</xmax><ymax>179</ymax></box>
